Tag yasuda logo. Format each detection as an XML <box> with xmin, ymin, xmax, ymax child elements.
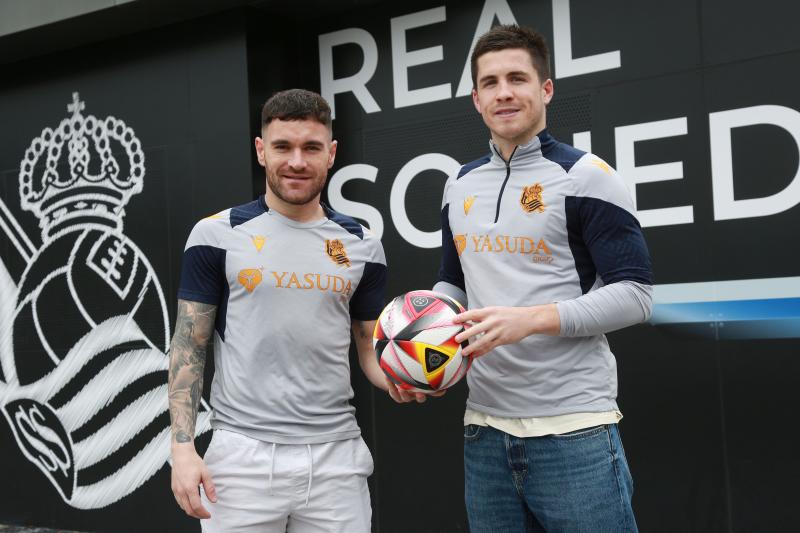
<box><xmin>238</xmin><ymin>268</ymin><xmax>263</xmax><ymax>292</ymax></box>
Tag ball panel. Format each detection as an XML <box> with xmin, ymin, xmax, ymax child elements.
<box><xmin>379</xmin><ymin>342</ymin><xmax>414</xmax><ymax>387</ymax></box>
<box><xmin>411</xmin><ymin>325</ymin><xmax>462</xmax><ymax>349</ymax></box>
<box><xmin>441</xmin><ymin>358</ymin><xmax>470</xmax><ymax>390</ymax></box>
<box><xmin>380</xmin><ymin>353</ymin><xmax>430</xmax><ymax>392</ymax></box>
<box><xmin>441</xmin><ymin>336</ymin><xmax>465</xmax><ymax>353</ymax></box>
<box><xmin>427</xmin><ymin>371</ymin><xmax>444</xmax><ymax>390</ymax></box>
<box><xmin>392</xmin><ymin>312</ymin><xmax>457</xmax><ymax>341</ymax></box>
<box><xmin>392</xmin><ymin>341</ymin><xmax>429</xmax><ymax>385</ymax></box>
<box><xmin>379</xmin><ymin>356</ymin><xmax>406</xmax><ymax>387</ymax></box>
<box><xmin>373</xmin><ymin>320</ymin><xmax>387</xmax><ymax>342</ymax></box>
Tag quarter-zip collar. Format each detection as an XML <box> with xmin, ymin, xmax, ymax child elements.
<box><xmin>488</xmin><ymin>128</ymin><xmax>553</xmax><ymax>167</ymax></box>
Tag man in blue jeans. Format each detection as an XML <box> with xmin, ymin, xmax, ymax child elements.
<box><xmin>434</xmin><ymin>25</ymin><xmax>653</xmax><ymax>532</ymax></box>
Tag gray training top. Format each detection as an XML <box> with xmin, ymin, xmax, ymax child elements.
<box><xmin>437</xmin><ymin>130</ymin><xmax>653</xmax><ymax>418</ymax></box>
<box><xmin>178</xmin><ymin>196</ymin><xmax>387</xmax><ymax>444</ymax></box>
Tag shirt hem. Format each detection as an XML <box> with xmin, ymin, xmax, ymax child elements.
<box><xmin>465</xmin><ymin>399</ymin><xmax>618</xmax><ymax>419</ymax></box>
<box><xmin>211</xmin><ymin>420</ymin><xmax>361</xmax><ymax>445</ymax></box>
<box><xmin>177</xmin><ymin>290</ymin><xmax>218</xmax><ymax>305</ymax></box>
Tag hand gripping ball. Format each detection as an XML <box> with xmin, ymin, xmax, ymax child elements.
<box><xmin>373</xmin><ymin>290</ymin><xmax>470</xmax><ymax>393</ymax></box>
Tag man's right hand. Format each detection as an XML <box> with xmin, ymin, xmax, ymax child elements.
<box><xmin>171</xmin><ymin>444</ymin><xmax>216</xmax><ymax>519</ymax></box>
<box><xmin>386</xmin><ymin>377</ymin><xmax>446</xmax><ymax>403</ymax></box>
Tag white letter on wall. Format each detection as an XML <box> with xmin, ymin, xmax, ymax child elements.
<box><xmin>572</xmin><ymin>131</ymin><xmax>592</xmax><ymax>152</ymax></box>
<box><xmin>391</xmin><ymin>153</ymin><xmax>461</xmax><ymax>248</ymax></box>
<box><xmin>552</xmin><ymin>0</ymin><xmax>621</xmax><ymax>79</ymax></box>
<box><xmin>328</xmin><ymin>164</ymin><xmax>384</xmax><ymax>238</ymax></box>
<box><xmin>319</xmin><ymin>28</ymin><xmax>381</xmax><ymax>120</ymax></box>
<box><xmin>391</xmin><ymin>6</ymin><xmax>451</xmax><ymax>108</ymax></box>
<box><xmin>455</xmin><ymin>0</ymin><xmax>518</xmax><ymax>97</ymax></box>
<box><xmin>615</xmin><ymin>117</ymin><xmax>692</xmax><ymax>227</ymax></box>
<box><xmin>710</xmin><ymin>105</ymin><xmax>800</xmax><ymax>220</ymax></box>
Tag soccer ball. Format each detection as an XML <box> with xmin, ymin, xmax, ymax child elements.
<box><xmin>373</xmin><ymin>290</ymin><xmax>470</xmax><ymax>393</ymax></box>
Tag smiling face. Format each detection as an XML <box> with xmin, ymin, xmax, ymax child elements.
<box><xmin>254</xmin><ymin>118</ymin><xmax>337</xmax><ymax>217</ymax></box>
<box><xmin>472</xmin><ymin>48</ymin><xmax>553</xmax><ymax>156</ymax></box>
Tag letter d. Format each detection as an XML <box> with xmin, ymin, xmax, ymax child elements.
<box><xmin>710</xmin><ymin>105</ymin><xmax>800</xmax><ymax>220</ymax></box>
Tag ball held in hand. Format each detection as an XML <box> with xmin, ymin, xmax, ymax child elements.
<box><xmin>373</xmin><ymin>290</ymin><xmax>470</xmax><ymax>393</ymax></box>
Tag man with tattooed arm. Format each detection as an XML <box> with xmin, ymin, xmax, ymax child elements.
<box><xmin>167</xmin><ymin>89</ymin><xmax>421</xmax><ymax>532</ymax></box>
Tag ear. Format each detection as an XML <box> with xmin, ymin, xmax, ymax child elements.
<box><xmin>542</xmin><ymin>78</ymin><xmax>554</xmax><ymax>105</ymax></box>
<box><xmin>254</xmin><ymin>137</ymin><xmax>265</xmax><ymax>167</ymax></box>
<box><xmin>327</xmin><ymin>140</ymin><xmax>338</xmax><ymax>169</ymax></box>
<box><xmin>472</xmin><ymin>88</ymin><xmax>482</xmax><ymax>114</ymax></box>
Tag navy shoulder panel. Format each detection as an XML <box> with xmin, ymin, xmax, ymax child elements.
<box><xmin>230</xmin><ymin>196</ymin><xmax>268</xmax><ymax>228</ymax></box>
<box><xmin>565</xmin><ymin>195</ymin><xmax>653</xmax><ymax>293</ymax></box>
<box><xmin>323</xmin><ymin>204</ymin><xmax>364</xmax><ymax>239</ymax></box>
<box><xmin>350</xmin><ymin>261</ymin><xmax>388</xmax><ymax>320</ymax></box>
<box><xmin>539</xmin><ymin>130</ymin><xmax>585</xmax><ymax>173</ymax></box>
<box><xmin>457</xmin><ymin>154</ymin><xmax>491</xmax><ymax>179</ymax></box>
<box><xmin>437</xmin><ymin>206</ymin><xmax>466</xmax><ymax>292</ymax></box>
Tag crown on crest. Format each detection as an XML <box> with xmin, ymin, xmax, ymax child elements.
<box><xmin>18</xmin><ymin>93</ymin><xmax>145</xmax><ymax>239</ymax></box>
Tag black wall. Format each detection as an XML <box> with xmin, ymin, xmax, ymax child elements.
<box><xmin>0</xmin><ymin>12</ymin><xmax>253</xmax><ymax>532</ymax></box>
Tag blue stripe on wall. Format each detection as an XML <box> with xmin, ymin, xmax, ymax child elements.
<box><xmin>651</xmin><ymin>297</ymin><xmax>800</xmax><ymax>339</ymax></box>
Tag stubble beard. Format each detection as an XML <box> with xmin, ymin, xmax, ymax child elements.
<box><xmin>266</xmin><ymin>168</ymin><xmax>326</xmax><ymax>206</ymax></box>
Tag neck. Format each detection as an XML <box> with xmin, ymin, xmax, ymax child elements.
<box><xmin>264</xmin><ymin>190</ymin><xmax>325</xmax><ymax>223</ymax></box>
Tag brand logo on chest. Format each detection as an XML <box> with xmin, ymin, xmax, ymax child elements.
<box><xmin>454</xmin><ymin>234</ymin><xmax>467</xmax><ymax>256</ymax></box>
<box><xmin>251</xmin><ymin>235</ymin><xmax>266</xmax><ymax>252</ymax></box>
<box><xmin>238</xmin><ymin>268</ymin><xmax>264</xmax><ymax>292</ymax></box>
<box><xmin>463</xmin><ymin>195</ymin><xmax>476</xmax><ymax>215</ymax></box>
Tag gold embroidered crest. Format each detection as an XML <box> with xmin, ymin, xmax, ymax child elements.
<box><xmin>464</xmin><ymin>195</ymin><xmax>476</xmax><ymax>215</ymax></box>
<box><xmin>520</xmin><ymin>183</ymin><xmax>546</xmax><ymax>214</ymax></box>
<box><xmin>326</xmin><ymin>239</ymin><xmax>351</xmax><ymax>267</ymax></box>
<box><xmin>238</xmin><ymin>268</ymin><xmax>263</xmax><ymax>292</ymax></box>
<box><xmin>454</xmin><ymin>234</ymin><xmax>466</xmax><ymax>256</ymax></box>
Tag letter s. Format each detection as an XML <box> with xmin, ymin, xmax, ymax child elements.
<box><xmin>328</xmin><ymin>164</ymin><xmax>384</xmax><ymax>238</ymax></box>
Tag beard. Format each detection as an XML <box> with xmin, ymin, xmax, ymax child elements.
<box><xmin>265</xmin><ymin>167</ymin><xmax>326</xmax><ymax>206</ymax></box>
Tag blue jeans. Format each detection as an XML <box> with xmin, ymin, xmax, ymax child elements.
<box><xmin>464</xmin><ymin>424</ymin><xmax>637</xmax><ymax>533</ymax></box>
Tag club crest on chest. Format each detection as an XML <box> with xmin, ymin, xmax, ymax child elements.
<box><xmin>520</xmin><ymin>183</ymin><xmax>546</xmax><ymax>214</ymax></box>
<box><xmin>325</xmin><ymin>239</ymin><xmax>350</xmax><ymax>267</ymax></box>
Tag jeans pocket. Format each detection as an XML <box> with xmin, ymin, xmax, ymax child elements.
<box><xmin>551</xmin><ymin>424</ymin><xmax>606</xmax><ymax>441</ymax></box>
<box><xmin>463</xmin><ymin>424</ymin><xmax>483</xmax><ymax>441</ymax></box>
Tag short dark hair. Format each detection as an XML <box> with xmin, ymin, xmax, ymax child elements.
<box><xmin>261</xmin><ymin>89</ymin><xmax>332</xmax><ymax>132</ymax></box>
<box><xmin>470</xmin><ymin>25</ymin><xmax>551</xmax><ymax>88</ymax></box>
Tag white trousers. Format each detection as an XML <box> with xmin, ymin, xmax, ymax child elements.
<box><xmin>200</xmin><ymin>430</ymin><xmax>373</xmax><ymax>533</ymax></box>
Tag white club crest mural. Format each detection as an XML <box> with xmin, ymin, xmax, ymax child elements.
<box><xmin>0</xmin><ymin>93</ymin><xmax>211</xmax><ymax>509</ymax></box>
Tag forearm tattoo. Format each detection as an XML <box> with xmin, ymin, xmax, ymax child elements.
<box><xmin>354</xmin><ymin>321</ymin><xmax>372</xmax><ymax>343</ymax></box>
<box><xmin>168</xmin><ymin>299</ymin><xmax>216</xmax><ymax>444</ymax></box>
